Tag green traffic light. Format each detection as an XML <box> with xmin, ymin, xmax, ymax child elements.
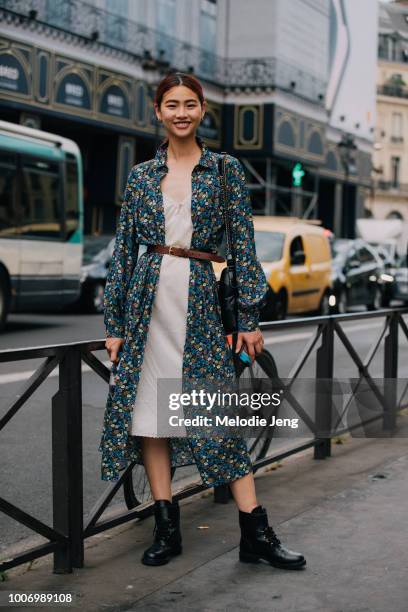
<box><xmin>292</xmin><ymin>162</ymin><xmax>305</xmax><ymax>187</ymax></box>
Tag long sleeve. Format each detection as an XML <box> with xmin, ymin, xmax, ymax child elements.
<box><xmin>226</xmin><ymin>156</ymin><xmax>269</xmax><ymax>332</ymax></box>
<box><xmin>104</xmin><ymin>167</ymin><xmax>140</xmax><ymax>338</ymax></box>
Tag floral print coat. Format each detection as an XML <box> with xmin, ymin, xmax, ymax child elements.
<box><xmin>99</xmin><ymin>136</ymin><xmax>268</xmax><ymax>485</ymax></box>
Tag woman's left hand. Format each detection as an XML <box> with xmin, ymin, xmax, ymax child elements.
<box><xmin>235</xmin><ymin>328</ymin><xmax>264</xmax><ymax>364</ymax></box>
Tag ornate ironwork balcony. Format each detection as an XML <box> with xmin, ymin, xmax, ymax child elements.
<box><xmin>377</xmin><ymin>84</ymin><xmax>408</xmax><ymax>99</ymax></box>
<box><xmin>374</xmin><ymin>180</ymin><xmax>408</xmax><ymax>195</ymax></box>
<box><xmin>0</xmin><ymin>0</ymin><xmax>327</xmax><ymax>104</ymax></box>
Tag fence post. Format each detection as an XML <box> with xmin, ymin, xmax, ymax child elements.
<box><xmin>383</xmin><ymin>312</ymin><xmax>398</xmax><ymax>432</ymax></box>
<box><xmin>52</xmin><ymin>347</ymin><xmax>84</xmax><ymax>573</ymax></box>
<box><xmin>314</xmin><ymin>320</ymin><xmax>334</xmax><ymax>459</ymax></box>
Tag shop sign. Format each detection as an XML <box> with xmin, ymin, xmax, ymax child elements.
<box><xmin>56</xmin><ymin>72</ymin><xmax>91</xmax><ymax>109</ymax></box>
<box><xmin>100</xmin><ymin>84</ymin><xmax>130</xmax><ymax>119</ymax></box>
<box><xmin>0</xmin><ymin>53</ymin><xmax>29</xmax><ymax>94</ymax></box>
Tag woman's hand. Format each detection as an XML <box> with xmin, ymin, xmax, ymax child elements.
<box><xmin>235</xmin><ymin>329</ymin><xmax>264</xmax><ymax>364</ymax></box>
<box><xmin>105</xmin><ymin>337</ymin><xmax>124</xmax><ymax>364</ymax></box>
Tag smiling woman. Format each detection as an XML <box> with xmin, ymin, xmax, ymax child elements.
<box><xmin>99</xmin><ymin>71</ymin><xmax>306</xmax><ymax>571</ymax></box>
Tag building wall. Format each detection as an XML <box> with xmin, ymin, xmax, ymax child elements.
<box><xmin>374</xmin><ymin>60</ymin><xmax>408</xmax><ymax>186</ymax></box>
<box><xmin>0</xmin><ymin>0</ymin><xmax>376</xmax><ymax>238</ymax></box>
<box><xmin>327</xmin><ymin>0</ymin><xmax>378</xmax><ymax>146</ymax></box>
<box><xmin>224</xmin><ymin>0</ymin><xmax>329</xmax><ymax>77</ymax></box>
<box><xmin>222</xmin><ymin>0</ymin><xmax>278</xmax><ymax>58</ymax></box>
<box><xmin>81</xmin><ymin>0</ymin><xmax>219</xmax><ymax>56</ymax></box>
<box><xmin>366</xmin><ymin>0</ymin><xmax>408</xmax><ymax>252</ymax></box>
<box><xmin>274</xmin><ymin>0</ymin><xmax>329</xmax><ymax>81</ymax></box>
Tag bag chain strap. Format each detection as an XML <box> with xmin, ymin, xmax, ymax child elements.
<box><xmin>219</xmin><ymin>154</ymin><xmax>237</xmax><ymax>285</ymax></box>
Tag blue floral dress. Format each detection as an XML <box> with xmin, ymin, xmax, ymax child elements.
<box><xmin>99</xmin><ymin>136</ymin><xmax>268</xmax><ymax>485</ymax></box>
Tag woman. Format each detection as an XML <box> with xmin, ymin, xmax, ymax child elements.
<box><xmin>99</xmin><ymin>72</ymin><xmax>306</xmax><ymax>570</ymax></box>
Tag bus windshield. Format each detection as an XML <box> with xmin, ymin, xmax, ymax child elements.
<box><xmin>0</xmin><ymin>120</ymin><xmax>83</xmax><ymax>329</ymax></box>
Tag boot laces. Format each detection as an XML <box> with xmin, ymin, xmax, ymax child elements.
<box><xmin>263</xmin><ymin>525</ymin><xmax>281</xmax><ymax>546</ymax></box>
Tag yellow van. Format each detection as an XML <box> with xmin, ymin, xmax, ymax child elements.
<box><xmin>213</xmin><ymin>216</ymin><xmax>332</xmax><ymax>320</ymax></box>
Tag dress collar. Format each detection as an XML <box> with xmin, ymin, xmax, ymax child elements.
<box><xmin>152</xmin><ymin>135</ymin><xmax>216</xmax><ymax>171</ymax></box>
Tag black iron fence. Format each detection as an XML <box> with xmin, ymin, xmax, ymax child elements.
<box><xmin>0</xmin><ymin>308</ymin><xmax>407</xmax><ymax>574</ymax></box>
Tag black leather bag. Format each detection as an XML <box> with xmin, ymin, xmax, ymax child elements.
<box><xmin>217</xmin><ymin>154</ymin><xmax>248</xmax><ymax>378</ymax></box>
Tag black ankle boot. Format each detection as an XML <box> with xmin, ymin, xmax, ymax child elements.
<box><xmin>141</xmin><ymin>499</ymin><xmax>182</xmax><ymax>566</ymax></box>
<box><xmin>239</xmin><ymin>505</ymin><xmax>306</xmax><ymax>569</ymax></box>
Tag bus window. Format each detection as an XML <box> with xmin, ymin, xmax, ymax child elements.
<box><xmin>20</xmin><ymin>157</ymin><xmax>62</xmax><ymax>239</ymax></box>
<box><xmin>65</xmin><ymin>159</ymin><xmax>79</xmax><ymax>239</ymax></box>
<box><xmin>0</xmin><ymin>152</ymin><xmax>19</xmax><ymax>237</ymax></box>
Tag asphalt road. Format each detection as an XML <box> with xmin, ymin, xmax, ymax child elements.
<box><xmin>1</xmin><ymin>308</ymin><xmax>408</xmax><ymax>553</ymax></box>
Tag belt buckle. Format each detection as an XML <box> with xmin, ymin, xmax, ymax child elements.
<box><xmin>168</xmin><ymin>245</ymin><xmax>177</xmax><ymax>257</ymax></box>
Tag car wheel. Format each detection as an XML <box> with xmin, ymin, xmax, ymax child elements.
<box><xmin>367</xmin><ymin>286</ymin><xmax>381</xmax><ymax>311</ymax></box>
<box><xmin>260</xmin><ymin>287</ymin><xmax>279</xmax><ymax>322</ymax></box>
<box><xmin>274</xmin><ymin>290</ymin><xmax>287</xmax><ymax>320</ymax></box>
<box><xmin>83</xmin><ymin>281</ymin><xmax>105</xmax><ymax>314</ymax></box>
<box><xmin>318</xmin><ymin>291</ymin><xmax>331</xmax><ymax>316</ymax></box>
<box><xmin>336</xmin><ymin>288</ymin><xmax>348</xmax><ymax>314</ymax></box>
<box><xmin>380</xmin><ymin>294</ymin><xmax>390</xmax><ymax>308</ymax></box>
<box><xmin>0</xmin><ymin>270</ymin><xmax>10</xmax><ymax>332</ymax></box>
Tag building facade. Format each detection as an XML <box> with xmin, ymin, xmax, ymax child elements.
<box><xmin>367</xmin><ymin>0</ymin><xmax>408</xmax><ymax>243</ymax></box>
<box><xmin>0</xmin><ymin>0</ymin><xmax>375</xmax><ymax>236</ymax></box>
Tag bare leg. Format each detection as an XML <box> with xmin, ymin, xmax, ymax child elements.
<box><xmin>229</xmin><ymin>471</ymin><xmax>259</xmax><ymax>513</ymax></box>
<box><xmin>141</xmin><ymin>437</ymin><xmax>172</xmax><ymax>501</ymax></box>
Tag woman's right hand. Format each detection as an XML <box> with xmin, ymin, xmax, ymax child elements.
<box><xmin>105</xmin><ymin>337</ymin><xmax>124</xmax><ymax>364</ymax></box>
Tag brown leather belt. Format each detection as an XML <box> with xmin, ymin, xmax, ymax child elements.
<box><xmin>146</xmin><ymin>244</ymin><xmax>225</xmax><ymax>263</ymax></box>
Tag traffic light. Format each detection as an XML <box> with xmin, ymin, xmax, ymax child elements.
<box><xmin>292</xmin><ymin>162</ymin><xmax>305</xmax><ymax>187</ymax></box>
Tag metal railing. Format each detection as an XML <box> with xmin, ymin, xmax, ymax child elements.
<box><xmin>377</xmin><ymin>84</ymin><xmax>408</xmax><ymax>99</ymax></box>
<box><xmin>0</xmin><ymin>307</ymin><xmax>407</xmax><ymax>574</ymax></box>
<box><xmin>373</xmin><ymin>179</ymin><xmax>408</xmax><ymax>195</ymax></box>
<box><xmin>0</xmin><ymin>0</ymin><xmax>327</xmax><ymax>103</ymax></box>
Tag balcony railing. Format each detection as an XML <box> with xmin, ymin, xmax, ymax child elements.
<box><xmin>0</xmin><ymin>0</ymin><xmax>327</xmax><ymax>104</ymax></box>
<box><xmin>374</xmin><ymin>180</ymin><xmax>408</xmax><ymax>195</ymax></box>
<box><xmin>378</xmin><ymin>48</ymin><xmax>408</xmax><ymax>64</ymax></box>
<box><xmin>377</xmin><ymin>84</ymin><xmax>408</xmax><ymax>99</ymax></box>
<box><xmin>390</xmin><ymin>136</ymin><xmax>404</xmax><ymax>144</ymax></box>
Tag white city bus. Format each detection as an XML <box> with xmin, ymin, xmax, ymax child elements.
<box><xmin>0</xmin><ymin>120</ymin><xmax>83</xmax><ymax>330</ymax></box>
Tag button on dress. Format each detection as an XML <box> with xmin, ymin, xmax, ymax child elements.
<box><xmin>131</xmin><ymin>191</ymin><xmax>192</xmax><ymax>438</ymax></box>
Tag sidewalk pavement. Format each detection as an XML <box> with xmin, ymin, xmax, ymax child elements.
<box><xmin>3</xmin><ymin>419</ymin><xmax>408</xmax><ymax>612</ymax></box>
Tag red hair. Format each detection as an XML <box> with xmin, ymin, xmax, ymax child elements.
<box><xmin>154</xmin><ymin>71</ymin><xmax>205</xmax><ymax>108</ymax></box>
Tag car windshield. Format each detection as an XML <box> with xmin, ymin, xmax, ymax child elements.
<box><xmin>254</xmin><ymin>231</ymin><xmax>285</xmax><ymax>262</ymax></box>
<box><xmin>369</xmin><ymin>242</ymin><xmax>393</xmax><ymax>257</ymax></box>
<box><xmin>83</xmin><ymin>235</ymin><xmax>113</xmax><ymax>264</ymax></box>
<box><xmin>397</xmin><ymin>254</ymin><xmax>408</xmax><ymax>268</ymax></box>
<box><xmin>332</xmin><ymin>240</ymin><xmax>351</xmax><ymax>261</ymax></box>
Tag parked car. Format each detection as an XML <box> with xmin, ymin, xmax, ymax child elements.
<box><xmin>78</xmin><ymin>237</ymin><xmax>148</xmax><ymax>313</ymax></box>
<box><xmin>387</xmin><ymin>253</ymin><xmax>408</xmax><ymax>305</ymax></box>
<box><xmin>330</xmin><ymin>239</ymin><xmax>388</xmax><ymax>312</ymax></box>
<box><xmin>213</xmin><ymin>217</ymin><xmax>333</xmax><ymax>320</ymax></box>
<box><xmin>368</xmin><ymin>239</ymin><xmax>399</xmax><ymax>267</ymax></box>
<box><xmin>79</xmin><ymin>235</ymin><xmax>114</xmax><ymax>313</ymax></box>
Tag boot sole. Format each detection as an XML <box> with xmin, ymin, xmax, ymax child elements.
<box><xmin>141</xmin><ymin>546</ymin><xmax>183</xmax><ymax>566</ymax></box>
<box><xmin>239</xmin><ymin>550</ymin><xmax>306</xmax><ymax>569</ymax></box>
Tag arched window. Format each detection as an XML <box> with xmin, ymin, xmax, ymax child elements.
<box><xmin>386</xmin><ymin>210</ymin><xmax>403</xmax><ymax>220</ymax></box>
<box><xmin>278</xmin><ymin>121</ymin><xmax>295</xmax><ymax>147</ymax></box>
<box><xmin>308</xmin><ymin>131</ymin><xmax>323</xmax><ymax>156</ymax></box>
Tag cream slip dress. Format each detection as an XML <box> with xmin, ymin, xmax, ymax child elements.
<box><xmin>130</xmin><ymin>190</ymin><xmax>192</xmax><ymax>438</ymax></box>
